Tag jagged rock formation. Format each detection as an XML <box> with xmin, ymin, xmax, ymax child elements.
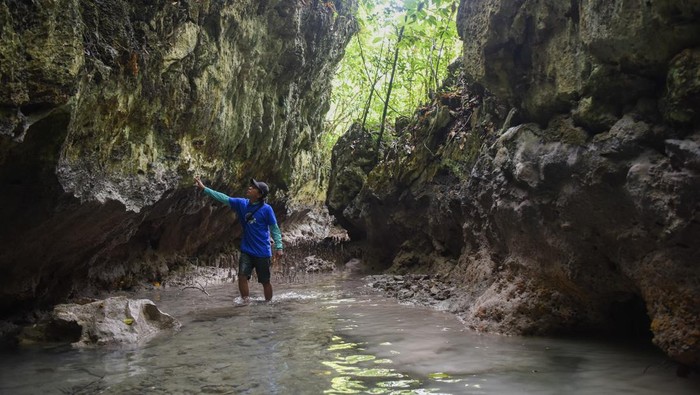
<box><xmin>328</xmin><ymin>1</ymin><xmax>700</xmax><ymax>367</ymax></box>
<box><xmin>326</xmin><ymin>122</ymin><xmax>378</xmax><ymax>239</ymax></box>
<box><xmin>458</xmin><ymin>0</ymin><xmax>700</xmax><ymax>128</ymax></box>
<box><xmin>0</xmin><ymin>0</ymin><xmax>356</xmax><ymax>315</ymax></box>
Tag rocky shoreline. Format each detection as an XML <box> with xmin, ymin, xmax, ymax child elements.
<box><xmin>0</xmin><ymin>240</ymin><xmax>345</xmax><ymax>349</ymax></box>
<box><xmin>365</xmin><ymin>274</ymin><xmax>455</xmax><ymax>310</ymax></box>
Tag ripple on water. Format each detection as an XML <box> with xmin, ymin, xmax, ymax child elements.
<box><xmin>0</xmin><ymin>275</ymin><xmax>699</xmax><ymax>395</ymax></box>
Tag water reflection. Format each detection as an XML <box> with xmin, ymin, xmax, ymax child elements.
<box><xmin>322</xmin><ymin>334</ymin><xmax>426</xmax><ymax>394</ymax></box>
<box><xmin>0</xmin><ymin>274</ymin><xmax>698</xmax><ymax>395</ymax></box>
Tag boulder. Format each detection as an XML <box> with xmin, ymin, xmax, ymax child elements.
<box><xmin>50</xmin><ymin>296</ymin><xmax>180</xmax><ymax>347</ymax></box>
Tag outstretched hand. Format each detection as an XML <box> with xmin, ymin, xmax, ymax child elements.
<box><xmin>194</xmin><ymin>176</ymin><xmax>205</xmax><ymax>190</ymax></box>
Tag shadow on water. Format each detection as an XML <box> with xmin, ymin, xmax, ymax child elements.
<box><xmin>0</xmin><ymin>273</ymin><xmax>698</xmax><ymax>394</ymax></box>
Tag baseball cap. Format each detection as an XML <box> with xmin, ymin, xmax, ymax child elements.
<box><xmin>250</xmin><ymin>178</ymin><xmax>269</xmax><ymax>197</ymax></box>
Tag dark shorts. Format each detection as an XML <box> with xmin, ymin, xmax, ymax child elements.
<box><xmin>239</xmin><ymin>252</ymin><xmax>271</xmax><ymax>284</ymax></box>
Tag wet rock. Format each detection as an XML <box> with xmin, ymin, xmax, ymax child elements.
<box><xmin>365</xmin><ymin>275</ymin><xmax>455</xmax><ymax>309</ymax></box>
<box><xmin>46</xmin><ymin>296</ymin><xmax>180</xmax><ymax>347</ymax></box>
<box><xmin>302</xmin><ymin>255</ymin><xmax>335</xmax><ymax>273</ymax></box>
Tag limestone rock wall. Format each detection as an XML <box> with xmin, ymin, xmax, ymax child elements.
<box><xmin>457</xmin><ymin>0</ymin><xmax>700</xmax><ymax>128</ymax></box>
<box><xmin>0</xmin><ymin>0</ymin><xmax>356</xmax><ymax>314</ymax></box>
<box><xmin>328</xmin><ymin>0</ymin><xmax>699</xmax><ymax>366</ymax></box>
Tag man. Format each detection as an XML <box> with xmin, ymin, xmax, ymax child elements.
<box><xmin>194</xmin><ymin>176</ymin><xmax>284</xmax><ymax>302</ymax></box>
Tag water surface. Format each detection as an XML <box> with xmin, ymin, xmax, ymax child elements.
<box><xmin>1</xmin><ymin>273</ymin><xmax>697</xmax><ymax>394</ymax></box>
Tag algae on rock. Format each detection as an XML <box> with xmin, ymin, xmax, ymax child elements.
<box><xmin>0</xmin><ymin>0</ymin><xmax>357</xmax><ymax>315</ymax></box>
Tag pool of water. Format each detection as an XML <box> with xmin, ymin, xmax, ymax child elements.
<box><xmin>1</xmin><ymin>273</ymin><xmax>698</xmax><ymax>394</ymax></box>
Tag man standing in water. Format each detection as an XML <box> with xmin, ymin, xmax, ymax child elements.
<box><xmin>194</xmin><ymin>176</ymin><xmax>284</xmax><ymax>302</ymax></box>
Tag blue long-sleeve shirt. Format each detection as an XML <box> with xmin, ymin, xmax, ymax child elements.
<box><xmin>203</xmin><ymin>187</ymin><xmax>283</xmax><ymax>257</ymax></box>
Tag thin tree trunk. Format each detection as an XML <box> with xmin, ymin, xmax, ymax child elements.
<box><xmin>432</xmin><ymin>4</ymin><xmax>457</xmax><ymax>93</ymax></box>
<box><xmin>432</xmin><ymin>34</ymin><xmax>446</xmax><ymax>94</ymax></box>
<box><xmin>357</xmin><ymin>37</ymin><xmax>385</xmax><ymax>130</ymax></box>
<box><xmin>376</xmin><ymin>23</ymin><xmax>405</xmax><ymax>160</ymax></box>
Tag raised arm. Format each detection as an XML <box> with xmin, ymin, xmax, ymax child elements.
<box><xmin>194</xmin><ymin>176</ymin><xmax>230</xmax><ymax>205</ymax></box>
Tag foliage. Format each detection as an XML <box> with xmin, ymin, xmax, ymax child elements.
<box><xmin>324</xmin><ymin>0</ymin><xmax>461</xmax><ymax>149</ymax></box>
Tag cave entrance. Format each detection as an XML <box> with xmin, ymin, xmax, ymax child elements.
<box><xmin>606</xmin><ymin>292</ymin><xmax>653</xmax><ymax>343</ymax></box>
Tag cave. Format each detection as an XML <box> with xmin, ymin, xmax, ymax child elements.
<box><xmin>605</xmin><ymin>293</ymin><xmax>653</xmax><ymax>343</ymax></box>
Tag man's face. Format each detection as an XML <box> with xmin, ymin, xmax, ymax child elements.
<box><xmin>246</xmin><ymin>185</ymin><xmax>262</xmax><ymax>200</ymax></box>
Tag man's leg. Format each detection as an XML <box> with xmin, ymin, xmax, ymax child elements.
<box><xmin>239</xmin><ymin>275</ymin><xmax>250</xmax><ymax>300</ymax></box>
<box><xmin>262</xmin><ymin>282</ymin><xmax>272</xmax><ymax>301</ymax></box>
<box><xmin>238</xmin><ymin>253</ymin><xmax>253</xmax><ymax>302</ymax></box>
<box><xmin>255</xmin><ymin>256</ymin><xmax>273</xmax><ymax>301</ymax></box>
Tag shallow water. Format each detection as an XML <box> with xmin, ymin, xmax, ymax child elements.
<box><xmin>1</xmin><ymin>273</ymin><xmax>698</xmax><ymax>394</ymax></box>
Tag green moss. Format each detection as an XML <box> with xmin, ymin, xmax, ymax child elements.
<box><xmin>462</xmin><ymin>129</ymin><xmax>484</xmax><ymax>166</ymax></box>
<box><xmin>437</xmin><ymin>158</ymin><xmax>467</xmax><ymax>180</ymax></box>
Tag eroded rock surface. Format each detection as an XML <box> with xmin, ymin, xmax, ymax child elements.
<box><xmin>329</xmin><ymin>0</ymin><xmax>700</xmax><ymax>367</ymax></box>
<box><xmin>51</xmin><ymin>296</ymin><xmax>179</xmax><ymax>347</ymax></box>
<box><xmin>0</xmin><ymin>1</ymin><xmax>357</xmax><ymax>314</ymax></box>
<box><xmin>457</xmin><ymin>0</ymin><xmax>700</xmax><ymax>127</ymax></box>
